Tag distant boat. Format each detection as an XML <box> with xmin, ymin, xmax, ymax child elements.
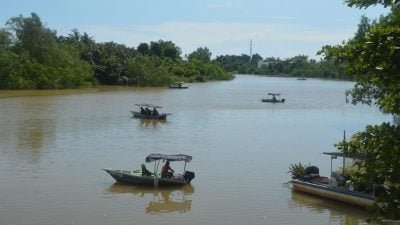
<box><xmin>261</xmin><ymin>93</ymin><xmax>285</xmax><ymax>103</ymax></box>
<box><xmin>297</xmin><ymin>77</ymin><xmax>307</xmax><ymax>80</ymax></box>
<box><xmin>169</xmin><ymin>82</ymin><xmax>189</xmax><ymax>89</ymax></box>
<box><xmin>131</xmin><ymin>103</ymin><xmax>171</xmax><ymax>120</ymax></box>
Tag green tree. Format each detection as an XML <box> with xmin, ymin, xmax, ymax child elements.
<box><xmin>137</xmin><ymin>42</ymin><xmax>150</xmax><ymax>55</ymax></box>
<box><xmin>0</xmin><ymin>13</ymin><xmax>95</xmax><ymax>89</ymax></box>
<box><xmin>188</xmin><ymin>47</ymin><xmax>212</xmax><ymax>63</ymax></box>
<box><xmin>0</xmin><ymin>29</ymin><xmax>12</xmax><ymax>49</ymax></box>
<box><xmin>321</xmin><ymin>0</ymin><xmax>400</xmax><ymax>220</ymax></box>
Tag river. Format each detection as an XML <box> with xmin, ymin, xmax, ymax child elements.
<box><xmin>0</xmin><ymin>75</ymin><xmax>391</xmax><ymax>225</ymax></box>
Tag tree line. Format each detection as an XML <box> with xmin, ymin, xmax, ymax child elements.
<box><xmin>0</xmin><ymin>13</ymin><xmax>233</xmax><ymax>89</ymax></box>
<box><xmin>215</xmin><ymin>54</ymin><xmax>347</xmax><ymax>79</ymax></box>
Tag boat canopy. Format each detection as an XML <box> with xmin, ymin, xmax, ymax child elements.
<box><xmin>323</xmin><ymin>152</ymin><xmax>367</xmax><ymax>161</ymax></box>
<box><xmin>145</xmin><ymin>154</ymin><xmax>192</xmax><ymax>163</ymax></box>
<box><xmin>135</xmin><ymin>103</ymin><xmax>162</xmax><ymax>108</ymax></box>
<box><xmin>268</xmin><ymin>93</ymin><xmax>281</xmax><ymax>96</ymax></box>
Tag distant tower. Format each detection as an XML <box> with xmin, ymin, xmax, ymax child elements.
<box><xmin>249</xmin><ymin>40</ymin><xmax>253</xmax><ymax>62</ymax></box>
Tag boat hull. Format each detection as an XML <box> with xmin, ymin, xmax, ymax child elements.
<box><xmin>292</xmin><ymin>179</ymin><xmax>374</xmax><ymax>208</ymax></box>
<box><xmin>103</xmin><ymin>169</ymin><xmax>187</xmax><ymax>186</ymax></box>
<box><xmin>168</xmin><ymin>85</ymin><xmax>189</xmax><ymax>89</ymax></box>
<box><xmin>131</xmin><ymin>111</ymin><xmax>169</xmax><ymax>120</ymax></box>
<box><xmin>261</xmin><ymin>99</ymin><xmax>285</xmax><ymax>103</ymax></box>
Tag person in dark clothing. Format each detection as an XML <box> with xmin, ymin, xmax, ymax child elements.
<box><xmin>161</xmin><ymin>161</ymin><xmax>174</xmax><ymax>178</ymax></box>
<box><xmin>152</xmin><ymin>107</ymin><xmax>158</xmax><ymax>115</ymax></box>
<box><xmin>141</xmin><ymin>164</ymin><xmax>152</xmax><ymax>176</ymax></box>
<box><xmin>145</xmin><ymin>107</ymin><xmax>151</xmax><ymax>115</ymax></box>
<box><xmin>140</xmin><ymin>107</ymin><xmax>146</xmax><ymax>114</ymax></box>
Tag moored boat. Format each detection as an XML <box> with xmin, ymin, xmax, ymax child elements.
<box><xmin>290</xmin><ymin>152</ymin><xmax>377</xmax><ymax>208</ymax></box>
<box><xmin>103</xmin><ymin>154</ymin><xmax>195</xmax><ymax>186</ymax></box>
<box><xmin>291</xmin><ymin>179</ymin><xmax>374</xmax><ymax>208</ymax></box>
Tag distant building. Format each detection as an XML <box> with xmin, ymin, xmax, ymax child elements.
<box><xmin>258</xmin><ymin>60</ymin><xmax>269</xmax><ymax>69</ymax></box>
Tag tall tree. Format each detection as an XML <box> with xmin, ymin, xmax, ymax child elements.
<box><xmin>137</xmin><ymin>42</ymin><xmax>150</xmax><ymax>55</ymax></box>
<box><xmin>6</xmin><ymin>12</ymin><xmax>57</xmax><ymax>63</ymax></box>
<box><xmin>188</xmin><ymin>47</ymin><xmax>212</xmax><ymax>63</ymax></box>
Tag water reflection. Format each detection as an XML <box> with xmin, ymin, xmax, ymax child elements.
<box><xmin>16</xmin><ymin>119</ymin><xmax>54</xmax><ymax>153</ymax></box>
<box><xmin>289</xmin><ymin>191</ymin><xmax>372</xmax><ymax>225</ymax></box>
<box><xmin>137</xmin><ymin>118</ymin><xmax>167</xmax><ymax>128</ymax></box>
<box><xmin>106</xmin><ymin>183</ymin><xmax>194</xmax><ymax>214</ymax></box>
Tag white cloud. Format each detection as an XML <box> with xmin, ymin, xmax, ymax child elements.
<box><xmin>81</xmin><ymin>21</ymin><xmax>354</xmax><ymax>59</ymax></box>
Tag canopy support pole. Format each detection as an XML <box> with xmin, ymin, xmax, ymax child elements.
<box><xmin>342</xmin><ymin>130</ymin><xmax>346</xmax><ymax>175</ymax></box>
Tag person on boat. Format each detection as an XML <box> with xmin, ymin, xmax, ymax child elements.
<box><xmin>161</xmin><ymin>161</ymin><xmax>174</xmax><ymax>178</ymax></box>
<box><xmin>272</xmin><ymin>95</ymin><xmax>276</xmax><ymax>101</ymax></box>
<box><xmin>152</xmin><ymin>107</ymin><xmax>158</xmax><ymax>115</ymax></box>
<box><xmin>141</xmin><ymin>164</ymin><xmax>152</xmax><ymax>176</ymax></box>
<box><xmin>145</xmin><ymin>107</ymin><xmax>151</xmax><ymax>115</ymax></box>
<box><xmin>140</xmin><ymin>107</ymin><xmax>146</xmax><ymax>114</ymax></box>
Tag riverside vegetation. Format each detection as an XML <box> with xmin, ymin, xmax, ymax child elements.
<box><xmin>0</xmin><ymin>13</ymin><xmax>356</xmax><ymax>90</ymax></box>
<box><xmin>0</xmin><ymin>13</ymin><xmax>233</xmax><ymax>89</ymax></box>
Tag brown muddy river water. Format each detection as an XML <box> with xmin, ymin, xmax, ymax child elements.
<box><xmin>0</xmin><ymin>75</ymin><xmax>390</xmax><ymax>225</ymax></box>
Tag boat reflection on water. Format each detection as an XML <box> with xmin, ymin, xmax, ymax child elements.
<box><xmin>289</xmin><ymin>191</ymin><xmax>372</xmax><ymax>225</ymax></box>
<box><xmin>138</xmin><ymin>118</ymin><xmax>167</xmax><ymax>128</ymax></box>
<box><xmin>106</xmin><ymin>183</ymin><xmax>194</xmax><ymax>214</ymax></box>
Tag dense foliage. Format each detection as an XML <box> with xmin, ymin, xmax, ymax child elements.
<box><xmin>320</xmin><ymin>0</ymin><xmax>400</xmax><ymax>220</ymax></box>
<box><xmin>215</xmin><ymin>53</ymin><xmax>346</xmax><ymax>79</ymax></box>
<box><xmin>0</xmin><ymin>13</ymin><xmax>233</xmax><ymax>89</ymax></box>
<box><xmin>0</xmin><ymin>13</ymin><xmax>94</xmax><ymax>89</ymax></box>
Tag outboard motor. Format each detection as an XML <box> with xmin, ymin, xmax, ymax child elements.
<box><xmin>184</xmin><ymin>171</ymin><xmax>195</xmax><ymax>184</ymax></box>
<box><xmin>305</xmin><ymin>166</ymin><xmax>319</xmax><ymax>175</ymax></box>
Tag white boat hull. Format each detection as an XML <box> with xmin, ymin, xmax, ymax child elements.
<box><xmin>292</xmin><ymin>179</ymin><xmax>374</xmax><ymax>208</ymax></box>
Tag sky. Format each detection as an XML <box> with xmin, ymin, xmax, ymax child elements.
<box><xmin>0</xmin><ymin>0</ymin><xmax>389</xmax><ymax>59</ymax></box>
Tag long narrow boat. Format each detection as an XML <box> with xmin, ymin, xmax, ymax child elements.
<box><xmin>103</xmin><ymin>154</ymin><xmax>195</xmax><ymax>186</ymax></box>
<box><xmin>291</xmin><ymin>179</ymin><xmax>374</xmax><ymax>208</ymax></box>
<box><xmin>291</xmin><ymin>152</ymin><xmax>376</xmax><ymax>208</ymax></box>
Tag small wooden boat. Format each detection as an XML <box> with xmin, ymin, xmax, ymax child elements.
<box><xmin>291</xmin><ymin>152</ymin><xmax>376</xmax><ymax>208</ymax></box>
<box><xmin>131</xmin><ymin>103</ymin><xmax>171</xmax><ymax>120</ymax></box>
<box><xmin>262</xmin><ymin>93</ymin><xmax>285</xmax><ymax>103</ymax></box>
<box><xmin>103</xmin><ymin>154</ymin><xmax>195</xmax><ymax>186</ymax></box>
<box><xmin>169</xmin><ymin>82</ymin><xmax>189</xmax><ymax>89</ymax></box>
